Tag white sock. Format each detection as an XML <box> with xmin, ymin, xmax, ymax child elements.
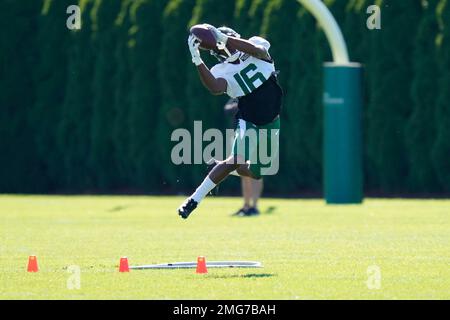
<box><xmin>190</xmin><ymin>177</ymin><xmax>217</xmax><ymax>203</ymax></box>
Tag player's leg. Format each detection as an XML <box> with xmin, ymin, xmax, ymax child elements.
<box><xmin>178</xmin><ymin>155</ymin><xmax>243</xmax><ymax>219</ymax></box>
<box><xmin>231</xmin><ymin>177</ymin><xmax>251</xmax><ymax>216</ymax></box>
<box><xmin>208</xmin><ymin>155</ymin><xmax>243</xmax><ymax>184</ymax></box>
<box><xmin>246</xmin><ymin>178</ymin><xmax>263</xmax><ymax>216</ymax></box>
<box><xmin>242</xmin><ymin>177</ymin><xmax>252</xmax><ymax>210</ymax></box>
<box><xmin>241</xmin><ymin>117</ymin><xmax>279</xmax><ymax>216</ymax></box>
<box><xmin>251</xmin><ymin>178</ymin><xmax>264</xmax><ymax>211</ymax></box>
<box><xmin>178</xmin><ymin>119</ymin><xmax>263</xmax><ymax>219</ymax></box>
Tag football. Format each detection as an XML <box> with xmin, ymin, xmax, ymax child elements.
<box><xmin>190</xmin><ymin>24</ymin><xmax>217</xmax><ymax>50</ymax></box>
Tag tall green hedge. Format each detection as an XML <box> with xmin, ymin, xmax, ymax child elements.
<box><xmin>366</xmin><ymin>0</ymin><xmax>422</xmax><ymax>192</ymax></box>
<box><xmin>0</xmin><ymin>0</ymin><xmax>42</xmax><ymax>192</ymax></box>
<box><xmin>32</xmin><ymin>0</ymin><xmax>72</xmax><ymax>191</ymax></box>
<box><xmin>405</xmin><ymin>0</ymin><xmax>440</xmax><ymax>192</ymax></box>
<box><xmin>58</xmin><ymin>0</ymin><xmax>95</xmax><ymax>191</ymax></box>
<box><xmin>157</xmin><ymin>0</ymin><xmax>196</xmax><ymax>190</ymax></box>
<box><xmin>432</xmin><ymin>0</ymin><xmax>450</xmax><ymax>191</ymax></box>
<box><xmin>128</xmin><ymin>0</ymin><xmax>165</xmax><ymax>190</ymax></box>
<box><xmin>89</xmin><ymin>0</ymin><xmax>122</xmax><ymax>189</ymax></box>
<box><xmin>112</xmin><ymin>0</ymin><xmax>134</xmax><ymax>186</ymax></box>
<box><xmin>1</xmin><ymin>0</ymin><xmax>450</xmax><ymax>195</ymax></box>
<box><xmin>280</xmin><ymin>7</ymin><xmax>323</xmax><ymax>192</ymax></box>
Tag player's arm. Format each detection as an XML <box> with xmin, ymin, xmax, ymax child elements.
<box><xmin>207</xmin><ymin>25</ymin><xmax>270</xmax><ymax>61</ymax></box>
<box><xmin>188</xmin><ymin>35</ymin><xmax>227</xmax><ymax>95</ymax></box>
<box><xmin>226</xmin><ymin>37</ymin><xmax>270</xmax><ymax>61</ymax></box>
<box><xmin>196</xmin><ymin>64</ymin><xmax>227</xmax><ymax>95</ymax></box>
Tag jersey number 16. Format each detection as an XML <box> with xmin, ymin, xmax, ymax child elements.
<box><xmin>233</xmin><ymin>63</ymin><xmax>266</xmax><ymax>95</ymax></box>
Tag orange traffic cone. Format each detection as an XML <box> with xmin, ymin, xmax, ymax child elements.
<box><xmin>196</xmin><ymin>256</ymin><xmax>208</xmax><ymax>274</ymax></box>
<box><xmin>27</xmin><ymin>255</ymin><xmax>38</xmax><ymax>272</ymax></box>
<box><xmin>119</xmin><ymin>257</ymin><xmax>129</xmax><ymax>272</ymax></box>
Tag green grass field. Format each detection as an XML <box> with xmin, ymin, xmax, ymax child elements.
<box><xmin>0</xmin><ymin>195</ymin><xmax>449</xmax><ymax>300</ymax></box>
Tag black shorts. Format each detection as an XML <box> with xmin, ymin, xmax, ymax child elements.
<box><xmin>236</xmin><ymin>74</ymin><xmax>283</xmax><ymax>126</ymax></box>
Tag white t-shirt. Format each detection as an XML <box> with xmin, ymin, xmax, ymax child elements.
<box><xmin>210</xmin><ymin>36</ymin><xmax>275</xmax><ymax>98</ymax></box>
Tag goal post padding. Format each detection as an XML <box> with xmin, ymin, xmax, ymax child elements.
<box><xmin>323</xmin><ymin>63</ymin><xmax>363</xmax><ymax>204</ymax></box>
<box><xmin>298</xmin><ymin>0</ymin><xmax>363</xmax><ymax>204</ymax></box>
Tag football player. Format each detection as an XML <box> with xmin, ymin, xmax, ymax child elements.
<box><xmin>224</xmin><ymin>98</ymin><xmax>264</xmax><ymax>217</ymax></box>
<box><xmin>178</xmin><ymin>25</ymin><xmax>283</xmax><ymax>219</ymax></box>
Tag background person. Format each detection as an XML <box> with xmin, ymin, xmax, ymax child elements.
<box><xmin>224</xmin><ymin>98</ymin><xmax>263</xmax><ymax>217</ymax></box>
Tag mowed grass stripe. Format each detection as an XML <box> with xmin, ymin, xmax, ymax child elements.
<box><xmin>0</xmin><ymin>196</ymin><xmax>448</xmax><ymax>299</ymax></box>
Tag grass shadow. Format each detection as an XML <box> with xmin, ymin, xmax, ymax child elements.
<box><xmin>108</xmin><ymin>205</ymin><xmax>131</xmax><ymax>212</ymax></box>
<box><xmin>264</xmin><ymin>206</ymin><xmax>277</xmax><ymax>215</ymax></box>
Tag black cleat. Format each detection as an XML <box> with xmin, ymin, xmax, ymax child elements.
<box><xmin>178</xmin><ymin>198</ymin><xmax>198</xmax><ymax>219</ymax></box>
<box><xmin>231</xmin><ymin>207</ymin><xmax>260</xmax><ymax>217</ymax></box>
<box><xmin>231</xmin><ymin>207</ymin><xmax>247</xmax><ymax>217</ymax></box>
<box><xmin>244</xmin><ymin>207</ymin><xmax>260</xmax><ymax>216</ymax></box>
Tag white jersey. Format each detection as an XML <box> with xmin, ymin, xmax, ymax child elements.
<box><xmin>210</xmin><ymin>36</ymin><xmax>275</xmax><ymax>98</ymax></box>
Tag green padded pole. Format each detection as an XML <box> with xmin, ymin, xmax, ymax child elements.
<box><xmin>323</xmin><ymin>63</ymin><xmax>363</xmax><ymax>204</ymax></box>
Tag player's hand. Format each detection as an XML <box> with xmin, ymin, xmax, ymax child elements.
<box><xmin>205</xmin><ymin>24</ymin><xmax>228</xmax><ymax>45</ymax></box>
<box><xmin>188</xmin><ymin>34</ymin><xmax>202</xmax><ymax>66</ymax></box>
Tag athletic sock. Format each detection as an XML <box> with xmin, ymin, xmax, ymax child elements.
<box><xmin>190</xmin><ymin>177</ymin><xmax>217</xmax><ymax>203</ymax></box>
